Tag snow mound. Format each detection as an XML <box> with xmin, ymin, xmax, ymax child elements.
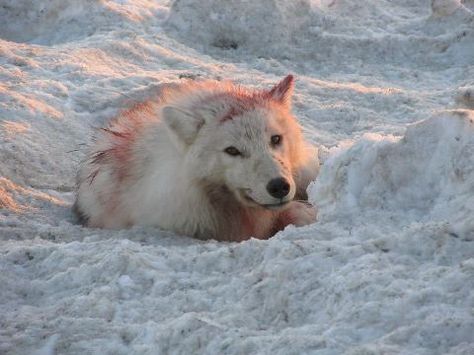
<box><xmin>166</xmin><ymin>0</ymin><xmax>313</xmax><ymax>51</ymax></box>
<box><xmin>310</xmin><ymin>110</ymin><xmax>474</xmax><ymax>240</ymax></box>
<box><xmin>0</xmin><ymin>0</ymin><xmax>165</xmax><ymax>45</ymax></box>
<box><xmin>0</xmin><ymin>0</ymin><xmax>107</xmax><ymax>44</ymax></box>
<box><xmin>1</xmin><ymin>0</ymin><xmax>473</xmax><ymax>353</ymax></box>
<box><xmin>166</xmin><ymin>0</ymin><xmax>474</xmax><ymax>68</ymax></box>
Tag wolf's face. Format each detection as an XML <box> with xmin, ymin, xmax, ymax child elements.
<box><xmin>163</xmin><ymin>75</ymin><xmax>306</xmax><ymax>209</ymax></box>
<box><xmin>203</xmin><ymin>105</ymin><xmax>298</xmax><ymax>207</ymax></box>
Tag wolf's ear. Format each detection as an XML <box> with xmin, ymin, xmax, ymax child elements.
<box><xmin>267</xmin><ymin>74</ymin><xmax>294</xmax><ymax>107</ymax></box>
<box><xmin>162</xmin><ymin>106</ymin><xmax>204</xmax><ymax>145</ymax></box>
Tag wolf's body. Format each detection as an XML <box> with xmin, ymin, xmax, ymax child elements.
<box><xmin>74</xmin><ymin>75</ymin><xmax>319</xmax><ymax>241</ymax></box>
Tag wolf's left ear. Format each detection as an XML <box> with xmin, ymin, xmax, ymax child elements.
<box><xmin>162</xmin><ymin>106</ymin><xmax>204</xmax><ymax>145</ymax></box>
<box><xmin>267</xmin><ymin>74</ymin><xmax>294</xmax><ymax>107</ymax></box>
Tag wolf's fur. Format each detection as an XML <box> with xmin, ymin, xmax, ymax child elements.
<box><xmin>74</xmin><ymin>75</ymin><xmax>319</xmax><ymax>241</ymax></box>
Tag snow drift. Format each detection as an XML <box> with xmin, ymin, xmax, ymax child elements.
<box><xmin>0</xmin><ymin>0</ymin><xmax>165</xmax><ymax>45</ymax></box>
<box><xmin>166</xmin><ymin>0</ymin><xmax>474</xmax><ymax>68</ymax></box>
<box><xmin>0</xmin><ymin>0</ymin><xmax>473</xmax><ymax>354</ymax></box>
<box><xmin>310</xmin><ymin>110</ymin><xmax>474</xmax><ymax>241</ymax></box>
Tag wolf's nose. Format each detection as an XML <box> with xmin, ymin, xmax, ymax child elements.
<box><xmin>266</xmin><ymin>178</ymin><xmax>290</xmax><ymax>199</ymax></box>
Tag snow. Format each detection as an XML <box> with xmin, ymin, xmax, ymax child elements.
<box><xmin>0</xmin><ymin>0</ymin><xmax>473</xmax><ymax>354</ymax></box>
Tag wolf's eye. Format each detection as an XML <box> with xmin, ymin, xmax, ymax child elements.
<box><xmin>224</xmin><ymin>146</ymin><xmax>241</xmax><ymax>156</ymax></box>
<box><xmin>271</xmin><ymin>135</ymin><xmax>282</xmax><ymax>146</ymax></box>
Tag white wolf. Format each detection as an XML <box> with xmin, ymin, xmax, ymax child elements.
<box><xmin>74</xmin><ymin>75</ymin><xmax>319</xmax><ymax>241</ymax></box>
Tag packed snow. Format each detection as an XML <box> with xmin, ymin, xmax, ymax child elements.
<box><xmin>1</xmin><ymin>0</ymin><xmax>473</xmax><ymax>354</ymax></box>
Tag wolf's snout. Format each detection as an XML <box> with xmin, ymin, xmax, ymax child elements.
<box><xmin>266</xmin><ymin>178</ymin><xmax>290</xmax><ymax>199</ymax></box>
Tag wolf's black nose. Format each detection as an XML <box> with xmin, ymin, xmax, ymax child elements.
<box><xmin>266</xmin><ymin>178</ymin><xmax>290</xmax><ymax>199</ymax></box>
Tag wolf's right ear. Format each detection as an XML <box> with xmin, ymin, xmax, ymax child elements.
<box><xmin>162</xmin><ymin>106</ymin><xmax>204</xmax><ymax>145</ymax></box>
<box><xmin>267</xmin><ymin>74</ymin><xmax>294</xmax><ymax>107</ymax></box>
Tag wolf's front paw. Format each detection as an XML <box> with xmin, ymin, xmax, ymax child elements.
<box><xmin>277</xmin><ymin>201</ymin><xmax>317</xmax><ymax>230</ymax></box>
<box><xmin>288</xmin><ymin>201</ymin><xmax>318</xmax><ymax>226</ymax></box>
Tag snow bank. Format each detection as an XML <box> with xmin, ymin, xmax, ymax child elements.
<box><xmin>1</xmin><ymin>0</ymin><xmax>473</xmax><ymax>354</ymax></box>
<box><xmin>166</xmin><ymin>0</ymin><xmax>313</xmax><ymax>51</ymax></box>
<box><xmin>166</xmin><ymin>0</ymin><xmax>474</xmax><ymax>68</ymax></box>
<box><xmin>0</xmin><ymin>0</ymin><xmax>166</xmax><ymax>45</ymax></box>
<box><xmin>310</xmin><ymin>110</ymin><xmax>474</xmax><ymax>240</ymax></box>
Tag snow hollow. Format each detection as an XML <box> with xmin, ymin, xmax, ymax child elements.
<box><xmin>1</xmin><ymin>0</ymin><xmax>473</xmax><ymax>354</ymax></box>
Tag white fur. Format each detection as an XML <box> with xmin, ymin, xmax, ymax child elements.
<box><xmin>74</xmin><ymin>76</ymin><xmax>319</xmax><ymax>241</ymax></box>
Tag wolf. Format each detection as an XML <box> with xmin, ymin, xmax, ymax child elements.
<box><xmin>74</xmin><ymin>75</ymin><xmax>319</xmax><ymax>241</ymax></box>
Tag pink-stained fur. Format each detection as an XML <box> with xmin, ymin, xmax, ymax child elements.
<box><xmin>74</xmin><ymin>75</ymin><xmax>320</xmax><ymax>241</ymax></box>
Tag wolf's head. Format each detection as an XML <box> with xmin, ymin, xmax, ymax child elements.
<box><xmin>162</xmin><ymin>75</ymin><xmax>316</xmax><ymax>209</ymax></box>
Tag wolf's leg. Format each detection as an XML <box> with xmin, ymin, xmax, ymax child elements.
<box><xmin>275</xmin><ymin>201</ymin><xmax>317</xmax><ymax>232</ymax></box>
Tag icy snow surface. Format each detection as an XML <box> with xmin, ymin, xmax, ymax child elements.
<box><xmin>1</xmin><ymin>0</ymin><xmax>474</xmax><ymax>354</ymax></box>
